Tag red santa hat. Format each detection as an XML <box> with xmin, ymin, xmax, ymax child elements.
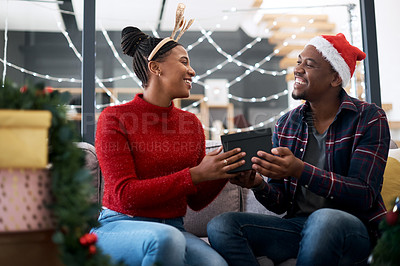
<box><xmin>307</xmin><ymin>33</ymin><xmax>366</xmax><ymax>87</ymax></box>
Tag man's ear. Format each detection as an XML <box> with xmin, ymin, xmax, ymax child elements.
<box><xmin>331</xmin><ymin>72</ymin><xmax>342</xmax><ymax>87</ymax></box>
<box><xmin>148</xmin><ymin>61</ymin><xmax>160</xmax><ymax>76</ymax></box>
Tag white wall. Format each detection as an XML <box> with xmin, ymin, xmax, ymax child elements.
<box><xmin>375</xmin><ymin>0</ymin><xmax>400</xmax><ymax>140</ymax></box>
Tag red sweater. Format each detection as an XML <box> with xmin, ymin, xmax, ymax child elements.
<box><xmin>95</xmin><ymin>94</ymin><xmax>227</xmax><ymax>218</ymax></box>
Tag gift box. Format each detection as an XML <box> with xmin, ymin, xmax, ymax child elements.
<box><xmin>0</xmin><ymin>168</ymin><xmax>56</xmax><ymax>232</ymax></box>
<box><xmin>0</xmin><ymin>230</ymin><xmax>63</xmax><ymax>266</ymax></box>
<box><xmin>0</xmin><ymin>110</ymin><xmax>51</xmax><ymax>169</ymax></box>
<box><xmin>221</xmin><ymin>128</ymin><xmax>272</xmax><ymax>173</ymax></box>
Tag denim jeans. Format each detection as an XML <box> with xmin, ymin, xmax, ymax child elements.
<box><xmin>207</xmin><ymin>208</ymin><xmax>371</xmax><ymax>266</ymax></box>
<box><xmin>91</xmin><ymin>209</ymin><xmax>227</xmax><ymax>266</ymax></box>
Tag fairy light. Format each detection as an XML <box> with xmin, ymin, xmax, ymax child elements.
<box><xmin>3</xmin><ymin>5</ymin><xmax>359</xmax><ymax>114</ymax></box>
<box><xmin>1</xmin><ymin>57</ymin><xmax>134</xmax><ymax>83</ymax></box>
<box><xmin>57</xmin><ymin>22</ymin><xmax>121</xmax><ymax>104</ymax></box>
<box><xmin>228</xmin><ymin>89</ymin><xmax>288</xmax><ymax>103</ymax></box>
<box><xmin>100</xmin><ymin>25</ymin><xmax>143</xmax><ymax>88</ymax></box>
<box><xmin>0</xmin><ymin>58</ymin><xmax>81</xmax><ymax>83</ymax></box>
<box><xmin>181</xmin><ymin>98</ymin><xmax>205</xmax><ymax>111</ymax></box>
<box><xmin>2</xmin><ymin>6</ymin><xmax>311</xmax><ymax>131</ymax></box>
<box><xmin>192</xmin><ymin>32</ymin><xmax>286</xmax><ymax>85</ymax></box>
<box><xmin>1</xmin><ymin>0</ymin><xmax>9</xmax><ymax>87</ymax></box>
<box><xmin>202</xmin><ymin>107</ymin><xmax>291</xmax><ymax>134</ymax></box>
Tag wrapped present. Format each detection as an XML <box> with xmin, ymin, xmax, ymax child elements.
<box><xmin>0</xmin><ymin>230</ymin><xmax>63</xmax><ymax>266</ymax></box>
<box><xmin>0</xmin><ymin>110</ymin><xmax>51</xmax><ymax>169</ymax></box>
<box><xmin>0</xmin><ymin>168</ymin><xmax>56</xmax><ymax>232</ymax></box>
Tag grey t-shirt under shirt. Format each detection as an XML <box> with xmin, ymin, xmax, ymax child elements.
<box><xmin>293</xmin><ymin>112</ymin><xmax>334</xmax><ymax>216</ymax></box>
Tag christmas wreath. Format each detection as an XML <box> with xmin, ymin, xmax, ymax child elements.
<box><xmin>0</xmin><ymin>80</ymin><xmax>123</xmax><ymax>266</ymax></box>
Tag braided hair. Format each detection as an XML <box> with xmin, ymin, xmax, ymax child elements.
<box><xmin>121</xmin><ymin>26</ymin><xmax>180</xmax><ymax>88</ymax></box>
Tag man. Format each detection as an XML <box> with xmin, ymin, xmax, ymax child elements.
<box><xmin>207</xmin><ymin>33</ymin><xmax>390</xmax><ymax>265</ymax></box>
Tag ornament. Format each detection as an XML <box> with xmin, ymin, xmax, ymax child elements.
<box><xmin>386</xmin><ymin>210</ymin><xmax>399</xmax><ymax>226</ymax></box>
<box><xmin>20</xmin><ymin>85</ymin><xmax>27</xmax><ymax>93</ymax></box>
<box><xmin>89</xmin><ymin>245</ymin><xmax>97</xmax><ymax>255</ymax></box>
<box><xmin>79</xmin><ymin>233</ymin><xmax>98</xmax><ymax>246</ymax></box>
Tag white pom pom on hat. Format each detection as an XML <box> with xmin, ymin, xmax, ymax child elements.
<box><xmin>307</xmin><ymin>33</ymin><xmax>366</xmax><ymax>87</ymax></box>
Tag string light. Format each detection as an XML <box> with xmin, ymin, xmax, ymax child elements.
<box><xmin>1</xmin><ymin>0</ymin><xmax>9</xmax><ymax>87</ymax></box>
<box><xmin>228</xmin><ymin>89</ymin><xmax>288</xmax><ymax>103</ymax></box>
<box><xmin>2</xmin><ymin>19</ymin><xmax>288</xmax><ymax>102</ymax></box>
<box><xmin>100</xmin><ymin>25</ymin><xmax>143</xmax><ymax>88</ymax></box>
<box><xmin>56</xmin><ymin>21</ymin><xmax>121</xmax><ymax>104</ymax></box>
<box><xmin>194</xmin><ymin>28</ymin><xmax>286</xmax><ymax>82</ymax></box>
<box><xmin>2</xmin><ymin>5</ymin><xmax>302</xmax><ymax>133</ymax></box>
<box><xmin>0</xmin><ymin>57</ymin><xmax>143</xmax><ymax>84</ymax></box>
<box><xmin>0</xmin><ymin>58</ymin><xmax>81</xmax><ymax>83</ymax></box>
<box><xmin>203</xmin><ymin>107</ymin><xmax>291</xmax><ymax>134</ymax></box>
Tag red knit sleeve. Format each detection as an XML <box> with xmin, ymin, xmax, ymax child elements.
<box><xmin>95</xmin><ymin>107</ymin><xmax>197</xmax><ymax>215</ymax></box>
<box><xmin>186</xmin><ymin>119</ymin><xmax>228</xmax><ymax>211</ymax></box>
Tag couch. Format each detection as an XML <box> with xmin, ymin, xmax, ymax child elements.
<box><xmin>77</xmin><ymin>140</ymin><xmax>400</xmax><ymax>266</ymax></box>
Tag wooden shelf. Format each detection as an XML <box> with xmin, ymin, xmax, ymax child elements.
<box><xmin>268</xmin><ymin>31</ymin><xmax>333</xmax><ymax>45</ymax></box>
<box><xmin>259</xmin><ymin>14</ymin><xmax>330</xmax><ymax>24</ymax></box>
<box><xmin>66</xmin><ymin>113</ymin><xmax>100</xmax><ymax>121</ymax></box>
<box><xmin>389</xmin><ymin>121</ymin><xmax>400</xmax><ymax>129</ymax></box>
<box><xmin>382</xmin><ymin>103</ymin><xmax>393</xmax><ymax>112</ymax></box>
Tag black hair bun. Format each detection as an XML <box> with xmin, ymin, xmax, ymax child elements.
<box><xmin>121</xmin><ymin>26</ymin><xmax>148</xmax><ymax>57</ymax></box>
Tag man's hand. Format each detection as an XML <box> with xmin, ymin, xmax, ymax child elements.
<box><xmin>251</xmin><ymin>147</ymin><xmax>304</xmax><ymax>179</ymax></box>
<box><xmin>229</xmin><ymin>170</ymin><xmax>263</xmax><ymax>189</ymax></box>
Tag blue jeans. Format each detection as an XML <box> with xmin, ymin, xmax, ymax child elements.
<box><xmin>91</xmin><ymin>209</ymin><xmax>227</xmax><ymax>266</ymax></box>
<box><xmin>207</xmin><ymin>208</ymin><xmax>371</xmax><ymax>266</ymax></box>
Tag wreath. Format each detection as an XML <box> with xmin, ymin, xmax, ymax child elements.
<box><xmin>0</xmin><ymin>80</ymin><xmax>124</xmax><ymax>266</ymax></box>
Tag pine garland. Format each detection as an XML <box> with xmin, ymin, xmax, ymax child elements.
<box><xmin>371</xmin><ymin>198</ymin><xmax>400</xmax><ymax>266</ymax></box>
<box><xmin>0</xmin><ymin>80</ymin><xmax>124</xmax><ymax>266</ymax></box>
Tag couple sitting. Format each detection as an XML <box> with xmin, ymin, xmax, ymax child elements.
<box><xmin>92</xmin><ymin>19</ymin><xmax>390</xmax><ymax>266</ymax></box>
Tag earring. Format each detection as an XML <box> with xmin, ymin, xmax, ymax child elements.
<box><xmin>158</xmin><ymin>72</ymin><xmax>161</xmax><ymax>77</ymax></box>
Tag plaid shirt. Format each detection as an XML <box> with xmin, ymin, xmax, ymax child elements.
<box><xmin>254</xmin><ymin>89</ymin><xmax>390</xmax><ymax>233</ymax></box>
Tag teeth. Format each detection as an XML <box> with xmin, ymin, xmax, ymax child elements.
<box><xmin>185</xmin><ymin>80</ymin><xmax>192</xmax><ymax>85</ymax></box>
<box><xmin>295</xmin><ymin>78</ymin><xmax>305</xmax><ymax>85</ymax></box>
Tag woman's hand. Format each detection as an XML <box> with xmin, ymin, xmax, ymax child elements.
<box><xmin>190</xmin><ymin>146</ymin><xmax>246</xmax><ymax>184</ymax></box>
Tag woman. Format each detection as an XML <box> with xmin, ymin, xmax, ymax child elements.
<box><xmin>92</xmin><ymin>26</ymin><xmax>246</xmax><ymax>266</ymax></box>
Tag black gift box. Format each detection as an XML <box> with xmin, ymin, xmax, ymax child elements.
<box><xmin>221</xmin><ymin>128</ymin><xmax>272</xmax><ymax>173</ymax></box>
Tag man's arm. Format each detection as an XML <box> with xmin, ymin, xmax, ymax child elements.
<box><xmin>252</xmin><ymin>108</ymin><xmax>390</xmax><ymax>211</ymax></box>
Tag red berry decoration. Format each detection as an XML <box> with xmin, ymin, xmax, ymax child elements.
<box><xmin>44</xmin><ymin>86</ymin><xmax>54</xmax><ymax>94</ymax></box>
<box><xmin>89</xmin><ymin>245</ymin><xmax>97</xmax><ymax>255</ymax></box>
<box><xmin>20</xmin><ymin>85</ymin><xmax>27</xmax><ymax>93</ymax></box>
<box><xmin>386</xmin><ymin>210</ymin><xmax>399</xmax><ymax>226</ymax></box>
<box><xmin>79</xmin><ymin>233</ymin><xmax>98</xmax><ymax>246</ymax></box>
<box><xmin>79</xmin><ymin>236</ymin><xmax>87</xmax><ymax>246</ymax></box>
<box><xmin>87</xmin><ymin>233</ymin><xmax>98</xmax><ymax>243</ymax></box>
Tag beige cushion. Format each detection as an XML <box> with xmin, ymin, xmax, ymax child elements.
<box><xmin>184</xmin><ymin>181</ymin><xmax>241</xmax><ymax>237</ymax></box>
<box><xmin>382</xmin><ymin>148</ymin><xmax>400</xmax><ymax>209</ymax></box>
<box><xmin>183</xmin><ymin>140</ymin><xmax>242</xmax><ymax>237</ymax></box>
<box><xmin>76</xmin><ymin>142</ymin><xmax>103</xmax><ymax>204</ymax></box>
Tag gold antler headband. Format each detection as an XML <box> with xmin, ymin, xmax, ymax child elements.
<box><xmin>148</xmin><ymin>3</ymin><xmax>194</xmax><ymax>61</ymax></box>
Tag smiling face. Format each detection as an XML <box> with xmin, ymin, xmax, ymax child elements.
<box><xmin>293</xmin><ymin>45</ymin><xmax>340</xmax><ymax>103</ymax></box>
<box><xmin>157</xmin><ymin>45</ymin><xmax>196</xmax><ymax>99</ymax></box>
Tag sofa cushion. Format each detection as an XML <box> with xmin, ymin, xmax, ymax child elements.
<box><xmin>183</xmin><ymin>140</ymin><xmax>241</xmax><ymax>237</ymax></box>
<box><xmin>184</xmin><ymin>182</ymin><xmax>241</xmax><ymax>237</ymax></box>
<box><xmin>242</xmin><ymin>188</ymin><xmax>284</xmax><ymax>217</ymax></box>
<box><xmin>76</xmin><ymin>142</ymin><xmax>103</xmax><ymax>204</ymax></box>
<box><xmin>382</xmin><ymin>148</ymin><xmax>400</xmax><ymax>208</ymax></box>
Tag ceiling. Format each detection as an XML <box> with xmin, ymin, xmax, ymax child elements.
<box><xmin>0</xmin><ymin>0</ymin><xmax>359</xmax><ymax>34</ymax></box>
<box><xmin>0</xmin><ymin>0</ymin><xmax>254</xmax><ymax>32</ymax></box>
<box><xmin>0</xmin><ymin>0</ymin><xmax>361</xmax><ymax>81</ymax></box>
